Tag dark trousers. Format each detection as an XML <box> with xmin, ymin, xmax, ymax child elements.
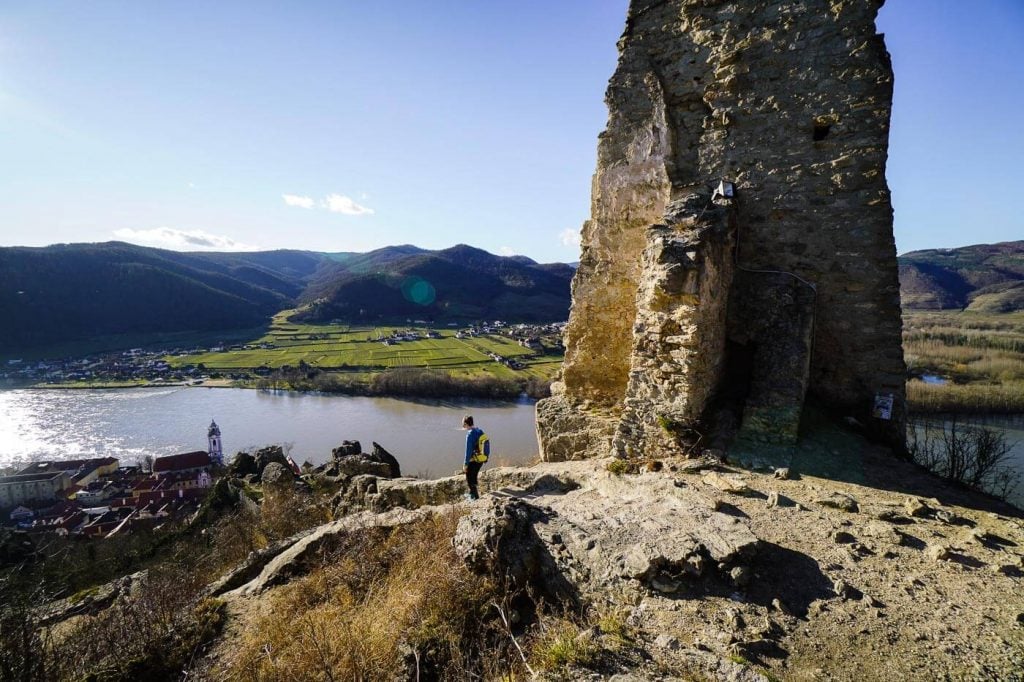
<box><xmin>465</xmin><ymin>461</ymin><xmax>482</xmax><ymax>499</ymax></box>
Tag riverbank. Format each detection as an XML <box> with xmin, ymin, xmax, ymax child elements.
<box><xmin>25</xmin><ymin>365</ymin><xmax>551</xmax><ymax>401</ymax></box>
<box><xmin>904</xmin><ymin>310</ymin><xmax>1024</xmax><ymax>414</ymax></box>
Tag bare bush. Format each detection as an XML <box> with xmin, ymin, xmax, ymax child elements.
<box><xmin>52</xmin><ymin>568</ymin><xmax>224</xmax><ymax>681</ymax></box>
<box><xmin>908</xmin><ymin>416</ymin><xmax>1021</xmax><ymax>500</ymax></box>
<box><xmin>0</xmin><ymin>577</ymin><xmax>53</xmax><ymax>682</ymax></box>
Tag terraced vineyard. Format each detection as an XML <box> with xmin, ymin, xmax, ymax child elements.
<box><xmin>166</xmin><ymin>312</ymin><xmax>563</xmax><ymax>381</ymax></box>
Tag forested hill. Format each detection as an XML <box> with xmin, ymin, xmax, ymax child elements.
<box><xmin>0</xmin><ymin>242</ymin><xmax>574</xmax><ymax>354</ymax></box>
<box><xmin>0</xmin><ymin>243</ymin><xmax>331</xmax><ymax>353</ymax></box>
<box><xmin>295</xmin><ymin>244</ymin><xmax>574</xmax><ymax>323</ymax></box>
<box><xmin>899</xmin><ymin>240</ymin><xmax>1024</xmax><ymax>312</ymax></box>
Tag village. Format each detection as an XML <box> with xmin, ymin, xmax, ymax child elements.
<box><xmin>0</xmin><ymin>421</ymin><xmax>237</xmax><ymax>540</ymax></box>
<box><xmin>0</xmin><ymin>321</ymin><xmax>566</xmax><ymax>387</ymax></box>
<box><xmin>0</xmin><ymin>346</ymin><xmax>212</xmax><ymax>388</ymax></box>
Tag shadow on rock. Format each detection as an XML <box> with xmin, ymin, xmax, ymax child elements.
<box><xmin>742</xmin><ymin>541</ymin><xmax>833</xmax><ymax>618</ymax></box>
<box><xmin>453</xmin><ymin>498</ymin><xmax>580</xmax><ymax>613</ymax></box>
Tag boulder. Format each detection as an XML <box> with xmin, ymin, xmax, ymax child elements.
<box><xmin>903</xmin><ymin>497</ymin><xmax>931</xmax><ymax>518</ymax></box>
<box><xmin>454</xmin><ymin>497</ymin><xmax>544</xmax><ymax>588</ymax></box>
<box><xmin>332</xmin><ymin>440</ymin><xmax>362</xmax><ymax>457</ymax></box>
<box><xmin>925</xmin><ymin>543</ymin><xmax>951</xmax><ymax>562</ymax></box>
<box><xmin>319</xmin><ymin>441</ymin><xmax>402</xmax><ymax>481</ymax></box>
<box><xmin>333</xmin><ymin>455</ymin><xmax>392</xmax><ymax>479</ymax></box>
<box><xmin>261</xmin><ymin>462</ymin><xmax>294</xmax><ymax>488</ymax></box>
<box><xmin>815</xmin><ymin>492</ymin><xmax>859</xmax><ymax>513</ymax></box>
<box><xmin>371</xmin><ymin>442</ymin><xmax>402</xmax><ymax>478</ymax></box>
<box><xmin>253</xmin><ymin>445</ymin><xmax>291</xmax><ymax>480</ymax></box>
<box><xmin>228</xmin><ymin>451</ymin><xmax>258</xmax><ymax>477</ymax></box>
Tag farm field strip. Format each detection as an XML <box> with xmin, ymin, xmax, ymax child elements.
<box><xmin>166</xmin><ymin>321</ymin><xmax>562</xmax><ymax>378</ymax></box>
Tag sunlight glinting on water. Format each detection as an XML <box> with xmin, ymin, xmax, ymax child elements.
<box><xmin>0</xmin><ymin>388</ymin><xmax>539</xmax><ymax>477</ymax></box>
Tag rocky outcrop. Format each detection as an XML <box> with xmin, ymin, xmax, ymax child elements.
<box><xmin>37</xmin><ymin>570</ymin><xmax>148</xmax><ymax>626</ymax></box>
<box><xmin>332</xmin><ymin>465</ymin><xmax>580</xmax><ymax>516</ymax></box>
<box><xmin>212</xmin><ymin>440</ymin><xmax>1024</xmax><ymax>680</ymax></box>
<box><xmin>310</xmin><ymin>440</ymin><xmax>403</xmax><ymax>480</ymax></box>
<box><xmin>226</xmin><ymin>507</ymin><xmax>435</xmax><ymax>596</ymax></box>
<box><xmin>539</xmin><ymin>0</ymin><xmax>907</xmax><ymax>461</ymax></box>
<box><xmin>259</xmin><ymin>461</ymin><xmax>294</xmax><ymax>489</ymax></box>
<box><xmin>229</xmin><ymin>445</ymin><xmax>292</xmax><ymax>482</ymax></box>
<box><xmin>453</xmin><ymin>465</ymin><xmax>760</xmax><ymax>601</ymax></box>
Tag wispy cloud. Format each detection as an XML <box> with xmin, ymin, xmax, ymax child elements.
<box><xmin>559</xmin><ymin>228</ymin><xmax>581</xmax><ymax>247</ymax></box>
<box><xmin>113</xmin><ymin>227</ymin><xmax>257</xmax><ymax>252</ymax></box>
<box><xmin>323</xmin><ymin>193</ymin><xmax>375</xmax><ymax>216</ymax></box>
<box><xmin>282</xmin><ymin>193</ymin><xmax>315</xmax><ymax>209</ymax></box>
<box><xmin>498</xmin><ymin>246</ymin><xmax>515</xmax><ymax>256</ymax></box>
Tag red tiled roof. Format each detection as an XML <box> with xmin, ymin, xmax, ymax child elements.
<box><xmin>19</xmin><ymin>457</ymin><xmax>118</xmax><ymax>475</ymax></box>
<box><xmin>153</xmin><ymin>451</ymin><xmax>210</xmax><ymax>473</ymax></box>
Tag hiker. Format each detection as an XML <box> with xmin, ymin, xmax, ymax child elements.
<box><xmin>462</xmin><ymin>415</ymin><xmax>488</xmax><ymax>500</ymax></box>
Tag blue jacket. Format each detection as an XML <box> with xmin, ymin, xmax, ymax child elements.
<box><xmin>465</xmin><ymin>427</ymin><xmax>483</xmax><ymax>466</ymax></box>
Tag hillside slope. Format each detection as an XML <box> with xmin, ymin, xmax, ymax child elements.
<box><xmin>0</xmin><ymin>242</ymin><xmax>574</xmax><ymax>355</ymax></box>
<box><xmin>294</xmin><ymin>244</ymin><xmax>572</xmax><ymax>323</ymax></box>
<box><xmin>0</xmin><ymin>242</ymin><xmax>329</xmax><ymax>353</ymax></box>
<box><xmin>899</xmin><ymin>240</ymin><xmax>1024</xmax><ymax>312</ymax></box>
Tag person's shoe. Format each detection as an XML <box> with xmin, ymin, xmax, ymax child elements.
<box><xmin>463</xmin><ymin>493</ymin><xmax>473</xmax><ymax>501</ymax></box>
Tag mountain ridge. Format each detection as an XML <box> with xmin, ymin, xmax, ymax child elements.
<box><xmin>0</xmin><ymin>241</ymin><xmax>574</xmax><ymax>354</ymax></box>
<box><xmin>898</xmin><ymin>240</ymin><xmax>1024</xmax><ymax>312</ymax></box>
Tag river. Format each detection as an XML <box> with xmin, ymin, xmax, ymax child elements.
<box><xmin>910</xmin><ymin>414</ymin><xmax>1024</xmax><ymax>509</ymax></box>
<box><xmin>0</xmin><ymin>387</ymin><xmax>540</xmax><ymax>478</ymax></box>
<box><xmin>3</xmin><ymin>388</ymin><xmax>1022</xmax><ymax>507</ymax></box>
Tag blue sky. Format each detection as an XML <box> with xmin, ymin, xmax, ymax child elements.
<box><xmin>0</xmin><ymin>1</ymin><xmax>1021</xmax><ymax>262</ymax></box>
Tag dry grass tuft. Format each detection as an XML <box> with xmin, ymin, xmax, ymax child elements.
<box><xmin>219</xmin><ymin>511</ymin><xmax>503</xmax><ymax>681</ymax></box>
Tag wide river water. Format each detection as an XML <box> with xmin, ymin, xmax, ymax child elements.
<box><xmin>0</xmin><ymin>387</ymin><xmax>540</xmax><ymax>478</ymax></box>
<box><xmin>2</xmin><ymin>388</ymin><xmax>1022</xmax><ymax>506</ymax></box>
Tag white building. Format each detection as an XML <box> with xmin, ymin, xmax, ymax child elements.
<box><xmin>208</xmin><ymin>420</ymin><xmax>224</xmax><ymax>466</ymax></box>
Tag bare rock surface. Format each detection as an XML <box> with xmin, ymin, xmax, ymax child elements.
<box><xmin>453</xmin><ymin>463</ymin><xmax>759</xmax><ymax>598</ymax></box>
<box><xmin>226</xmin><ymin>506</ymin><xmax>437</xmax><ymax>597</ymax></box>
<box><xmin>214</xmin><ymin>447</ymin><xmax>1024</xmax><ymax>680</ymax></box>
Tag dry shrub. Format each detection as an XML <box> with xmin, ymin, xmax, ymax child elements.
<box><xmin>908</xmin><ymin>416</ymin><xmax>1021</xmax><ymax>500</ymax></box>
<box><xmin>51</xmin><ymin>568</ymin><xmax>224</xmax><ymax>681</ymax></box>
<box><xmin>206</xmin><ymin>485</ymin><xmax>334</xmax><ymax>579</ymax></box>
<box><xmin>907</xmin><ymin>380</ymin><xmax>1024</xmax><ymax>414</ymax></box>
<box><xmin>260</xmin><ymin>485</ymin><xmax>333</xmax><ymax>543</ymax></box>
<box><xmin>0</xmin><ymin>580</ymin><xmax>52</xmax><ymax>682</ymax></box>
<box><xmin>220</xmin><ymin>511</ymin><xmax>503</xmax><ymax>681</ymax></box>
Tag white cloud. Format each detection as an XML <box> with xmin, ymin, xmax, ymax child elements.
<box><xmin>323</xmin><ymin>193</ymin><xmax>375</xmax><ymax>216</ymax></box>
<box><xmin>498</xmin><ymin>246</ymin><xmax>515</xmax><ymax>256</ymax></box>
<box><xmin>282</xmin><ymin>193</ymin><xmax>315</xmax><ymax>209</ymax></box>
<box><xmin>559</xmin><ymin>228</ymin><xmax>581</xmax><ymax>247</ymax></box>
<box><xmin>113</xmin><ymin>227</ymin><xmax>257</xmax><ymax>252</ymax></box>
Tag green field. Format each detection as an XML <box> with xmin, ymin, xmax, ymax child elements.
<box><xmin>166</xmin><ymin>312</ymin><xmax>563</xmax><ymax>381</ymax></box>
<box><xmin>904</xmin><ymin>310</ymin><xmax>1024</xmax><ymax>413</ymax></box>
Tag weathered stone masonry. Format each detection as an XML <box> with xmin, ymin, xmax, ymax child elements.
<box><xmin>538</xmin><ymin>0</ymin><xmax>906</xmax><ymax>460</ymax></box>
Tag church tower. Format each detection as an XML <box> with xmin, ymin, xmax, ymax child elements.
<box><xmin>207</xmin><ymin>419</ymin><xmax>223</xmax><ymax>466</ymax></box>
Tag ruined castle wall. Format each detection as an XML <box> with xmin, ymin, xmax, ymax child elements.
<box><xmin>541</xmin><ymin>0</ymin><xmax>906</xmax><ymax>460</ymax></box>
<box><xmin>613</xmin><ymin>197</ymin><xmax>736</xmax><ymax>458</ymax></box>
<box><xmin>560</xmin><ymin>70</ymin><xmax>673</xmax><ymax>405</ymax></box>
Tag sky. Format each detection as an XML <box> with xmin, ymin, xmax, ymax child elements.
<box><xmin>0</xmin><ymin>1</ymin><xmax>1021</xmax><ymax>262</ymax></box>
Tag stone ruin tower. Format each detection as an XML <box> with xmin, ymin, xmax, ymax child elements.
<box><xmin>537</xmin><ymin>0</ymin><xmax>906</xmax><ymax>461</ymax></box>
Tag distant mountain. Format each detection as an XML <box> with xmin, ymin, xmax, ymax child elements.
<box><xmin>899</xmin><ymin>240</ymin><xmax>1024</xmax><ymax>313</ymax></box>
<box><xmin>0</xmin><ymin>242</ymin><xmax>331</xmax><ymax>353</ymax></box>
<box><xmin>0</xmin><ymin>241</ymin><xmax>574</xmax><ymax>355</ymax></box>
<box><xmin>294</xmin><ymin>244</ymin><xmax>572</xmax><ymax>323</ymax></box>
